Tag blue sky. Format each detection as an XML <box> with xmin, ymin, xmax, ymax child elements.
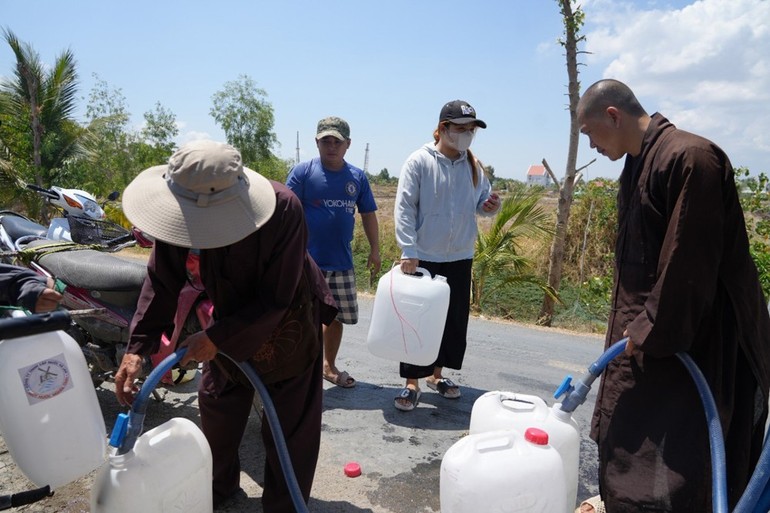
<box><xmin>1</xmin><ymin>0</ymin><xmax>768</xmax><ymax>182</ymax></box>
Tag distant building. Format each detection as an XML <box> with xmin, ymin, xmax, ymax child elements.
<box><xmin>526</xmin><ymin>164</ymin><xmax>551</xmax><ymax>187</ymax></box>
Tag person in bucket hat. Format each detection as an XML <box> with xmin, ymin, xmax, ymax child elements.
<box><xmin>115</xmin><ymin>140</ymin><xmax>337</xmax><ymax>512</ymax></box>
<box><xmin>286</xmin><ymin>116</ymin><xmax>381</xmax><ymax>390</ymax></box>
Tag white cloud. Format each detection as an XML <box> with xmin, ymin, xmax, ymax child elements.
<box><xmin>582</xmin><ymin>0</ymin><xmax>770</xmax><ymax>169</ymax></box>
<box><xmin>177</xmin><ymin>130</ymin><xmax>212</xmax><ymax>145</ymax></box>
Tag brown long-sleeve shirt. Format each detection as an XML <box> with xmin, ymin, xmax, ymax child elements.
<box><xmin>127</xmin><ymin>181</ymin><xmax>336</xmax><ymax>390</ymax></box>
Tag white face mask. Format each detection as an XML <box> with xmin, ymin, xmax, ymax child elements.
<box><xmin>444</xmin><ymin>128</ymin><xmax>475</xmax><ymax>152</ymax></box>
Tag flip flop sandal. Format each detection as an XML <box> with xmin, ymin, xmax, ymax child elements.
<box><xmin>394</xmin><ymin>388</ymin><xmax>421</xmax><ymax>411</ymax></box>
<box><xmin>323</xmin><ymin>370</ymin><xmax>356</xmax><ymax>388</ymax></box>
<box><xmin>575</xmin><ymin>495</ymin><xmax>605</xmax><ymax>513</ymax></box>
<box><xmin>426</xmin><ymin>378</ymin><xmax>461</xmax><ymax>399</ymax></box>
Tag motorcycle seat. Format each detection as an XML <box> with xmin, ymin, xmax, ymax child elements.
<box><xmin>27</xmin><ymin>240</ymin><xmax>148</xmax><ymax>291</ymax></box>
<box><xmin>0</xmin><ymin>214</ymin><xmax>48</xmax><ymax>242</ymax></box>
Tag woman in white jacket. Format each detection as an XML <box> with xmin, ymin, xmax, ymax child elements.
<box><xmin>393</xmin><ymin>100</ymin><xmax>500</xmax><ymax>411</ymax></box>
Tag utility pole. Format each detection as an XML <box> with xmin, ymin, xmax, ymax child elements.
<box><xmin>363</xmin><ymin>143</ymin><xmax>370</xmax><ymax>174</ymax></box>
<box><xmin>295</xmin><ymin>131</ymin><xmax>300</xmax><ymax>165</ymax></box>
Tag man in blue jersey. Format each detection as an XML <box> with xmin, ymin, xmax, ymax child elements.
<box><xmin>287</xmin><ymin>117</ymin><xmax>381</xmax><ymax>388</ymax></box>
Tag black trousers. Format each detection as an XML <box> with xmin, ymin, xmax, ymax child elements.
<box><xmin>400</xmin><ymin>258</ymin><xmax>472</xmax><ymax>379</ymax></box>
<box><xmin>199</xmin><ymin>351</ymin><xmax>323</xmax><ymax>513</ymax></box>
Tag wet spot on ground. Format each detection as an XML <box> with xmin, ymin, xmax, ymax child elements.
<box><xmin>367</xmin><ymin>460</ymin><xmax>441</xmax><ymax>513</ymax></box>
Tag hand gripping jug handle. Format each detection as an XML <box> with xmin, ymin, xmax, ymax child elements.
<box><xmin>366</xmin><ymin>264</ymin><xmax>450</xmax><ymax>366</ymax></box>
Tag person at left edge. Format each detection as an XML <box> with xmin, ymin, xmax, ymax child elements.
<box><xmin>113</xmin><ymin>140</ymin><xmax>337</xmax><ymax>512</ymax></box>
<box><xmin>0</xmin><ymin>263</ymin><xmax>63</xmax><ymax>313</ymax></box>
<box><xmin>286</xmin><ymin>116</ymin><xmax>381</xmax><ymax>389</ymax></box>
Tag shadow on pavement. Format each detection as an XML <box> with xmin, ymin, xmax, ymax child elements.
<box><xmin>322</xmin><ymin>380</ymin><xmax>487</xmax><ymax>431</ymax></box>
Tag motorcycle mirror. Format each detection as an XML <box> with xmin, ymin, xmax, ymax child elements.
<box><xmin>107</xmin><ymin>191</ymin><xmax>120</xmax><ymax>202</ymax></box>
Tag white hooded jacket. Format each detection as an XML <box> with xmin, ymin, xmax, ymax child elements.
<box><xmin>394</xmin><ymin>143</ymin><xmax>495</xmax><ymax>263</ymax></box>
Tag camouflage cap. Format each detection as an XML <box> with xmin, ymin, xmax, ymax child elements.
<box><xmin>316</xmin><ymin>116</ymin><xmax>350</xmax><ymax>141</ymax></box>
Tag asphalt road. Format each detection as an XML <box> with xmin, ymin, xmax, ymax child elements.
<box><xmin>0</xmin><ymin>294</ymin><xmax>605</xmax><ymax>513</ymax></box>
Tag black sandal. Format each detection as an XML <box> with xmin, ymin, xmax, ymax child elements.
<box><xmin>426</xmin><ymin>378</ymin><xmax>461</xmax><ymax>399</ymax></box>
<box><xmin>394</xmin><ymin>388</ymin><xmax>421</xmax><ymax>411</ymax></box>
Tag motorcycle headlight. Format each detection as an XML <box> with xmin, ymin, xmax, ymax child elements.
<box><xmin>76</xmin><ymin>195</ymin><xmax>102</xmax><ymax>219</ymax></box>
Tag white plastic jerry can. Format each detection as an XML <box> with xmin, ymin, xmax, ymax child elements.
<box><xmin>367</xmin><ymin>265</ymin><xmax>450</xmax><ymax>366</ymax></box>
<box><xmin>90</xmin><ymin>417</ymin><xmax>213</xmax><ymax>513</ymax></box>
<box><xmin>469</xmin><ymin>391</ymin><xmax>581</xmax><ymax>511</ymax></box>
<box><xmin>440</xmin><ymin>427</ymin><xmax>567</xmax><ymax>513</ymax></box>
<box><xmin>0</xmin><ymin>329</ymin><xmax>106</xmax><ymax>489</ymax></box>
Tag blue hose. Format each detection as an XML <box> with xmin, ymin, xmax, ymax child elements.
<box><xmin>588</xmin><ymin>339</ymin><xmax>627</xmax><ymax>377</ymax></box>
<box><xmin>555</xmin><ymin>338</ymin><xmax>627</xmax><ymax>413</ymax></box>
<box><xmin>228</xmin><ymin>354</ymin><xmax>310</xmax><ymax>513</ymax></box>
<box><xmin>732</xmin><ymin>419</ymin><xmax>770</xmax><ymax>512</ymax></box>
<box><xmin>112</xmin><ymin>348</ymin><xmax>309</xmax><ymax>513</ymax></box>
<box><xmin>554</xmin><ymin>339</ymin><xmax>770</xmax><ymax>512</ymax></box>
<box><xmin>751</xmin><ymin>472</ymin><xmax>770</xmax><ymax>513</ymax></box>
<box><xmin>676</xmin><ymin>352</ymin><xmax>728</xmax><ymax>513</ymax></box>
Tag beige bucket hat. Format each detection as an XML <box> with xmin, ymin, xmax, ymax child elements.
<box><xmin>122</xmin><ymin>140</ymin><xmax>276</xmax><ymax>249</ymax></box>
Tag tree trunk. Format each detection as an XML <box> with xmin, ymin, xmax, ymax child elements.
<box><xmin>538</xmin><ymin>0</ymin><xmax>583</xmax><ymax>326</ymax></box>
<box><xmin>19</xmin><ymin>63</ymin><xmax>49</xmax><ymax>222</ymax></box>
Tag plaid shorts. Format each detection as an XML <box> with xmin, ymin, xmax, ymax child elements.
<box><xmin>323</xmin><ymin>269</ymin><xmax>358</xmax><ymax>324</ymax></box>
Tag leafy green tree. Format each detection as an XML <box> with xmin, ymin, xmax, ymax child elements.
<box><xmin>560</xmin><ymin>178</ymin><xmax>618</xmax><ymax>323</ymax></box>
<box><xmin>254</xmin><ymin>154</ymin><xmax>293</xmax><ymax>183</ymax></box>
<box><xmin>208</xmin><ymin>74</ymin><xmax>289</xmax><ymax>182</ymax></box>
<box><xmin>472</xmin><ymin>188</ymin><xmax>556</xmax><ymax>312</ymax></box>
<box><xmin>132</xmin><ymin>101</ymin><xmax>179</xmax><ymax>169</ymax></box>
<box><xmin>141</xmin><ymin>102</ymin><xmax>178</xmax><ymax>152</ymax></box>
<box><xmin>0</xmin><ymin>28</ymin><xmax>81</xmax><ymax>218</ymax></box>
<box><xmin>210</xmin><ymin>75</ymin><xmax>278</xmax><ymax>167</ymax></box>
<box><xmin>77</xmin><ymin>74</ymin><xmax>136</xmax><ymax>194</ymax></box>
<box><xmin>0</xmin><ymin>88</ymin><xmax>28</xmax><ymax>207</ymax></box>
<box><xmin>736</xmin><ymin>167</ymin><xmax>770</xmax><ymax>298</ymax></box>
<box><xmin>377</xmin><ymin>168</ymin><xmax>391</xmax><ymax>183</ymax></box>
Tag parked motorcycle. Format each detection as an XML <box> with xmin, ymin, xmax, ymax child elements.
<box><xmin>0</xmin><ymin>184</ymin><xmax>137</xmax><ymax>260</ymax></box>
<box><xmin>0</xmin><ymin>184</ymin><xmax>206</xmax><ymax>388</ymax></box>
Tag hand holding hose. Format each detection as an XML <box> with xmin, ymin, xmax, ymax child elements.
<box><xmin>623</xmin><ymin>330</ymin><xmax>637</xmax><ymax>356</ymax></box>
<box><xmin>179</xmin><ymin>330</ymin><xmax>217</xmax><ymax>366</ymax></box>
<box><xmin>114</xmin><ymin>353</ymin><xmax>143</xmax><ymax>406</ymax></box>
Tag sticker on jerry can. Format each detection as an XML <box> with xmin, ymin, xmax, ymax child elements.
<box><xmin>19</xmin><ymin>353</ymin><xmax>73</xmax><ymax>405</ymax></box>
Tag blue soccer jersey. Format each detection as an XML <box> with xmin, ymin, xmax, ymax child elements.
<box><xmin>286</xmin><ymin>158</ymin><xmax>377</xmax><ymax>271</ymax></box>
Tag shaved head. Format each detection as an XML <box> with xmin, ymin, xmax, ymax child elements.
<box><xmin>578</xmin><ymin>79</ymin><xmax>647</xmax><ymax>121</ymax></box>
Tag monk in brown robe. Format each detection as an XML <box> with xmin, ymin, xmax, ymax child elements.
<box><xmin>114</xmin><ymin>141</ymin><xmax>337</xmax><ymax>512</ymax></box>
<box><xmin>576</xmin><ymin>79</ymin><xmax>770</xmax><ymax>512</ymax></box>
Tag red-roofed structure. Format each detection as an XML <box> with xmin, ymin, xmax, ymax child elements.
<box><xmin>526</xmin><ymin>164</ymin><xmax>551</xmax><ymax>187</ymax></box>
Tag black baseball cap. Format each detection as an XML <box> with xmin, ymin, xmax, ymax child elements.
<box><xmin>439</xmin><ymin>100</ymin><xmax>487</xmax><ymax>128</ymax></box>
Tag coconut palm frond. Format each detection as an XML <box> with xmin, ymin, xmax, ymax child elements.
<box><xmin>472</xmin><ymin>189</ymin><xmax>556</xmax><ymax>312</ymax></box>
<box><xmin>42</xmin><ymin>48</ymin><xmax>78</xmax><ymax>122</ymax></box>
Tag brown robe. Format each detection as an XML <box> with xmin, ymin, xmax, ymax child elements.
<box><xmin>128</xmin><ymin>181</ymin><xmax>337</xmax><ymax>512</ymax></box>
<box><xmin>591</xmin><ymin>113</ymin><xmax>770</xmax><ymax>512</ymax></box>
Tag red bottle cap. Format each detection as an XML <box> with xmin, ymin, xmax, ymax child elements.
<box><xmin>525</xmin><ymin>427</ymin><xmax>549</xmax><ymax>445</ymax></box>
<box><xmin>344</xmin><ymin>462</ymin><xmax>362</xmax><ymax>477</ymax></box>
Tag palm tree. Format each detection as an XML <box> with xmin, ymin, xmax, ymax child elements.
<box><xmin>1</xmin><ymin>28</ymin><xmax>80</xmax><ymax>219</ymax></box>
<box><xmin>472</xmin><ymin>187</ymin><xmax>557</xmax><ymax>313</ymax></box>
